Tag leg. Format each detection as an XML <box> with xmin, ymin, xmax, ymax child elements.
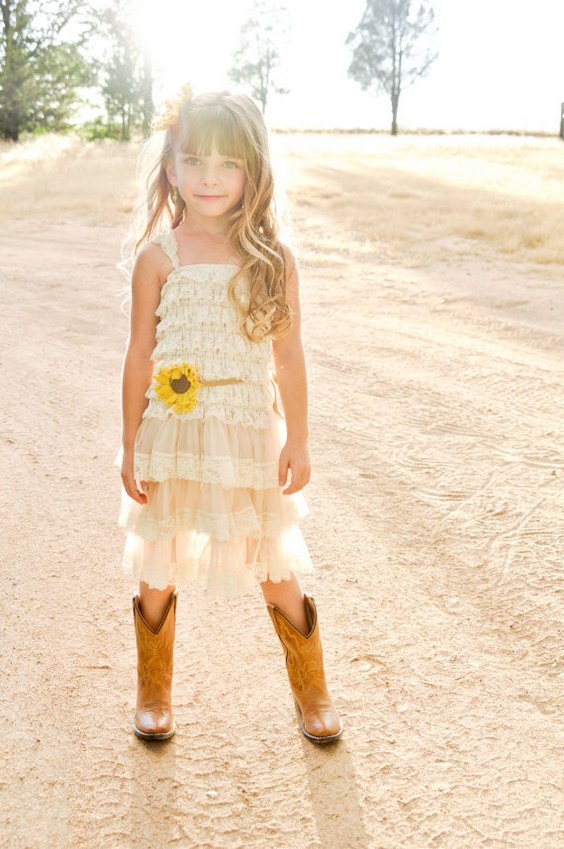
<box><xmin>261</xmin><ymin>570</ymin><xmax>344</xmax><ymax>743</ymax></box>
<box><xmin>132</xmin><ymin>583</ymin><xmax>178</xmax><ymax>740</ymax></box>
<box><xmin>259</xmin><ymin>571</ymin><xmax>309</xmax><ymax>634</ymax></box>
<box><xmin>139</xmin><ymin>580</ymin><xmax>176</xmax><ymax>631</ymax></box>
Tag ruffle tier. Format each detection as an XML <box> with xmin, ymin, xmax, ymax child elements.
<box><xmin>114</xmin><ymin>412</ymin><xmax>314</xmax><ymax>598</ymax></box>
<box><xmin>141</xmin><ymin>378</ymin><xmax>276</xmax><ymax>428</ymax></box>
<box><xmin>156</xmin><ymin>265</ymin><xmax>250</xmax><ymax>316</ymax></box>
<box><xmin>153</xmin><ymin>319</ymin><xmax>266</xmax><ymax>358</ymax></box>
<box><xmin>131</xmin><ymin>413</ymin><xmax>283</xmax><ymax>486</ymax></box>
<box><xmin>117</xmin><ymin>477</ymin><xmax>309</xmax><ymax>542</ymax></box>
<box><xmin>120</xmin><ymin>523</ymin><xmax>314</xmax><ymax>599</ymax></box>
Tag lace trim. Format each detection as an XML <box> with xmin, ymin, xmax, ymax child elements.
<box><xmin>157</xmin><ymin>303</ymin><xmax>242</xmax><ymax>328</ymax></box>
<box><xmin>120</xmin><ymin>527</ymin><xmax>314</xmax><ymax>598</ymax></box>
<box><xmin>156</xmin><ymin>274</ymin><xmax>249</xmax><ymax>315</ymax></box>
<box><xmin>149</xmin><ymin>352</ymin><xmax>271</xmax><ymax>383</ymax></box>
<box><xmin>154</xmin><ymin>315</ymin><xmax>252</xmax><ymax>341</ymax></box>
<box><xmin>134</xmin><ymin>450</ymin><xmax>279</xmax><ymax>488</ymax></box>
<box><xmin>144</xmin><ymin>378</ymin><xmax>271</xmax><ymax>403</ymax></box>
<box><xmin>152</xmin><ymin>330</ymin><xmax>267</xmax><ymax>360</ymax></box>
<box><xmin>141</xmin><ymin>400</ymin><xmax>274</xmax><ymax>428</ymax></box>
<box><xmin>119</xmin><ymin>502</ymin><xmax>306</xmax><ymax>543</ymax></box>
<box><xmin>152</xmin><ymin>230</ymin><xmax>179</xmax><ymax>269</ymax></box>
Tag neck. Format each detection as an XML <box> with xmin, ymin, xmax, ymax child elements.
<box><xmin>178</xmin><ymin>212</ymin><xmax>231</xmax><ymax>238</ymax></box>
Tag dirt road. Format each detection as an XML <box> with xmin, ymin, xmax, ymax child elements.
<box><xmin>1</xmin><ymin>138</ymin><xmax>562</xmax><ymax>848</ymax></box>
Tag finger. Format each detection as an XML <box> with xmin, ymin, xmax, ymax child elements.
<box><xmin>130</xmin><ymin>487</ymin><xmax>147</xmax><ymax>504</ymax></box>
<box><xmin>134</xmin><ymin>477</ymin><xmax>151</xmax><ymax>503</ymax></box>
<box><xmin>283</xmin><ymin>474</ymin><xmax>304</xmax><ymax>495</ymax></box>
<box><xmin>283</xmin><ymin>483</ymin><xmax>301</xmax><ymax>495</ymax></box>
<box><xmin>127</xmin><ymin>488</ymin><xmax>145</xmax><ymax>504</ymax></box>
<box><xmin>283</xmin><ymin>475</ymin><xmax>304</xmax><ymax>493</ymax></box>
<box><xmin>278</xmin><ymin>464</ymin><xmax>289</xmax><ymax>487</ymax></box>
<box><xmin>122</xmin><ymin>476</ymin><xmax>147</xmax><ymax>504</ymax></box>
<box><xmin>284</xmin><ymin>467</ymin><xmax>311</xmax><ymax>494</ymax></box>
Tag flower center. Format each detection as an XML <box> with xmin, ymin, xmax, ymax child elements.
<box><xmin>170</xmin><ymin>374</ymin><xmax>191</xmax><ymax>394</ymax></box>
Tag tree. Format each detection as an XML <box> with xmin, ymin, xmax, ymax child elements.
<box><xmin>346</xmin><ymin>0</ymin><xmax>437</xmax><ymax>135</ymax></box>
<box><xmin>0</xmin><ymin>0</ymin><xmax>92</xmax><ymax>140</ymax></box>
<box><xmin>140</xmin><ymin>44</ymin><xmax>153</xmax><ymax>138</ymax></box>
<box><xmin>228</xmin><ymin>0</ymin><xmax>289</xmax><ymax>116</ymax></box>
<box><xmin>96</xmin><ymin>0</ymin><xmax>148</xmax><ymax>141</ymax></box>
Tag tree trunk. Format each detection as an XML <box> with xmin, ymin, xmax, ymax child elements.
<box><xmin>1</xmin><ymin>2</ymin><xmax>20</xmax><ymax>141</ymax></box>
<box><xmin>391</xmin><ymin>92</ymin><xmax>399</xmax><ymax>136</ymax></box>
<box><xmin>4</xmin><ymin>124</ymin><xmax>19</xmax><ymax>141</ymax></box>
<box><xmin>121</xmin><ymin>109</ymin><xmax>127</xmax><ymax>141</ymax></box>
<box><xmin>142</xmin><ymin>48</ymin><xmax>153</xmax><ymax>138</ymax></box>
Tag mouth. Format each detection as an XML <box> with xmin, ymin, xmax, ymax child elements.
<box><xmin>196</xmin><ymin>195</ymin><xmax>226</xmax><ymax>199</ymax></box>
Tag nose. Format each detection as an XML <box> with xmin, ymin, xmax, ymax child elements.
<box><xmin>201</xmin><ymin>164</ymin><xmax>219</xmax><ymax>185</ymax></box>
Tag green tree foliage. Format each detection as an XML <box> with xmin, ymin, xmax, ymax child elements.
<box><xmin>228</xmin><ymin>0</ymin><xmax>289</xmax><ymax>115</ymax></box>
<box><xmin>0</xmin><ymin>0</ymin><xmax>92</xmax><ymax>140</ymax></box>
<box><xmin>95</xmin><ymin>0</ymin><xmax>149</xmax><ymax>141</ymax></box>
<box><xmin>346</xmin><ymin>0</ymin><xmax>437</xmax><ymax>135</ymax></box>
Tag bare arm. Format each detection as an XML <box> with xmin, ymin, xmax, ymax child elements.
<box><xmin>272</xmin><ymin>246</ymin><xmax>311</xmax><ymax>493</ymax></box>
<box><xmin>120</xmin><ymin>244</ymin><xmax>166</xmax><ymax>502</ymax></box>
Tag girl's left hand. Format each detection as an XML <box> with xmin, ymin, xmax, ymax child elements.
<box><xmin>278</xmin><ymin>440</ymin><xmax>311</xmax><ymax>495</ymax></box>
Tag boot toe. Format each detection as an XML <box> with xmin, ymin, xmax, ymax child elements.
<box><xmin>133</xmin><ymin>722</ymin><xmax>176</xmax><ymax>741</ymax></box>
<box><xmin>134</xmin><ymin>709</ymin><xmax>174</xmax><ymax>738</ymax></box>
<box><xmin>302</xmin><ymin>710</ymin><xmax>344</xmax><ymax>741</ymax></box>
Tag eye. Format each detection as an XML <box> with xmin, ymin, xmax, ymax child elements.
<box><xmin>184</xmin><ymin>156</ymin><xmax>200</xmax><ymax>166</ymax></box>
<box><xmin>224</xmin><ymin>160</ymin><xmax>240</xmax><ymax>168</ymax></box>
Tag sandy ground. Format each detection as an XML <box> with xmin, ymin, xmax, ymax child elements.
<box><xmin>1</xmin><ymin>136</ymin><xmax>563</xmax><ymax>848</ymax></box>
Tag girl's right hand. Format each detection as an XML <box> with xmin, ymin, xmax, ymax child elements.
<box><xmin>121</xmin><ymin>453</ymin><xmax>149</xmax><ymax>505</ymax></box>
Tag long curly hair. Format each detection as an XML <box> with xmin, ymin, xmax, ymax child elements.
<box><xmin>125</xmin><ymin>85</ymin><xmax>293</xmax><ymax>343</ymax></box>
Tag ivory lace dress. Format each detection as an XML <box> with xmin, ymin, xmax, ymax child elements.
<box><xmin>114</xmin><ymin>228</ymin><xmax>313</xmax><ymax>598</ymax></box>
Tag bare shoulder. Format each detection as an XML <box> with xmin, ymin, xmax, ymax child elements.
<box><xmin>279</xmin><ymin>241</ymin><xmax>299</xmax><ymax>279</ymax></box>
<box><xmin>271</xmin><ymin>241</ymin><xmax>303</xmax><ymax>356</ymax></box>
<box><xmin>278</xmin><ymin>241</ymin><xmax>300</xmax><ymax>309</ymax></box>
<box><xmin>127</xmin><ymin>243</ymin><xmax>167</xmax><ymax>358</ymax></box>
<box><xmin>133</xmin><ymin>241</ymin><xmax>172</xmax><ymax>289</ymax></box>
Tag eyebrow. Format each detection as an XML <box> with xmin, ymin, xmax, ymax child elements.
<box><xmin>183</xmin><ymin>152</ymin><xmax>243</xmax><ymax>160</ymax></box>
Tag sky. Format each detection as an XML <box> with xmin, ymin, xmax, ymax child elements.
<box><xmin>137</xmin><ymin>0</ymin><xmax>563</xmax><ymax>132</ymax></box>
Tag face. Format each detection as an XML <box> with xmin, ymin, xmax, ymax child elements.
<box><xmin>167</xmin><ymin>143</ymin><xmax>246</xmax><ymax>220</ymax></box>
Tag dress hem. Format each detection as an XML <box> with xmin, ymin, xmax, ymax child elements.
<box><xmin>121</xmin><ymin>555</ymin><xmax>314</xmax><ymax>600</ymax></box>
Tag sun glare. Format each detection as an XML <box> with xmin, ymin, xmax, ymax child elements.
<box><xmin>135</xmin><ymin>0</ymin><xmax>562</xmax><ymax>132</ymax></box>
<box><xmin>137</xmin><ymin>0</ymin><xmax>248</xmax><ymax>102</ymax></box>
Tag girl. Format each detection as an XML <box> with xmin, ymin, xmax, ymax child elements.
<box><xmin>114</xmin><ymin>83</ymin><xmax>344</xmax><ymax>744</ymax></box>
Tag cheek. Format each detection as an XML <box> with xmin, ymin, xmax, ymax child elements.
<box><xmin>233</xmin><ymin>172</ymin><xmax>246</xmax><ymax>195</ymax></box>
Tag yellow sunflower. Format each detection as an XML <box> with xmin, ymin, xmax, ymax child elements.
<box><xmin>154</xmin><ymin>362</ymin><xmax>200</xmax><ymax>413</ymax></box>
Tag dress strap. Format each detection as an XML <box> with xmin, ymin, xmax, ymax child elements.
<box><xmin>152</xmin><ymin>228</ymin><xmax>180</xmax><ymax>270</ymax></box>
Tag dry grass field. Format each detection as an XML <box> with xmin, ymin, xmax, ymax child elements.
<box><xmin>2</xmin><ymin>132</ymin><xmax>563</xmax><ymax>267</ymax></box>
<box><xmin>277</xmin><ymin>132</ymin><xmax>564</xmax><ymax>269</ymax></box>
<box><xmin>1</xmin><ymin>132</ymin><xmax>562</xmax><ymax>849</ymax></box>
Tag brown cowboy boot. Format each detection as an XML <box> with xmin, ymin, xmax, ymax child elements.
<box><xmin>132</xmin><ymin>590</ymin><xmax>177</xmax><ymax>740</ymax></box>
<box><xmin>266</xmin><ymin>593</ymin><xmax>344</xmax><ymax>743</ymax></box>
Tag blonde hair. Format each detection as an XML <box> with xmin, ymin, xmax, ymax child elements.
<box><xmin>125</xmin><ymin>84</ymin><xmax>293</xmax><ymax>342</ymax></box>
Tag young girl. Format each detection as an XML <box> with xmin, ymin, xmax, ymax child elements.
<box><xmin>114</xmin><ymin>83</ymin><xmax>344</xmax><ymax>744</ymax></box>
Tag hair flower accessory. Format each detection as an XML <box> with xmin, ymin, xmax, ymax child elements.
<box><xmin>152</xmin><ymin>82</ymin><xmax>194</xmax><ymax>133</ymax></box>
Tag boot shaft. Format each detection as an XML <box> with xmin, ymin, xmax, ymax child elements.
<box><xmin>133</xmin><ymin>591</ymin><xmax>177</xmax><ymax>687</ymax></box>
<box><xmin>132</xmin><ymin>591</ymin><xmax>177</xmax><ymax>740</ymax></box>
<box><xmin>267</xmin><ymin>594</ymin><xmax>329</xmax><ymax>697</ymax></box>
<box><xmin>266</xmin><ymin>592</ymin><xmax>343</xmax><ymax>741</ymax></box>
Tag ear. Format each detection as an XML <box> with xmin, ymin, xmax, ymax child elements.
<box><xmin>165</xmin><ymin>162</ymin><xmax>177</xmax><ymax>187</ymax></box>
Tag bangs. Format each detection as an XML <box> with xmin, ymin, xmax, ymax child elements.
<box><xmin>178</xmin><ymin>105</ymin><xmax>249</xmax><ymax>162</ymax></box>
